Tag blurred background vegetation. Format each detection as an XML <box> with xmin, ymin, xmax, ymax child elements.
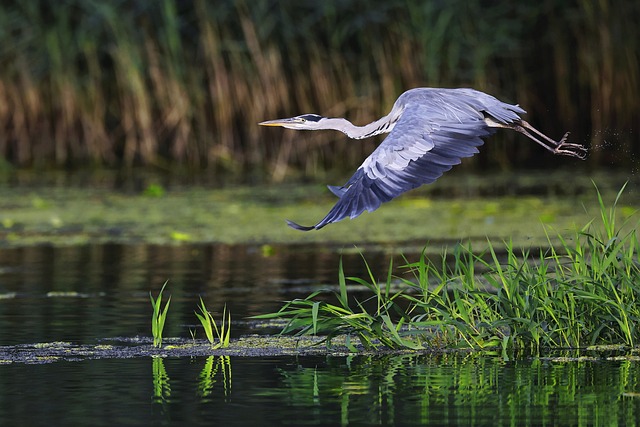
<box><xmin>0</xmin><ymin>0</ymin><xmax>638</xmax><ymax>182</ymax></box>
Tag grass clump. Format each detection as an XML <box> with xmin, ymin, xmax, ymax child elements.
<box><xmin>150</xmin><ymin>281</ymin><xmax>171</xmax><ymax>348</ymax></box>
<box><xmin>260</xmin><ymin>185</ymin><xmax>640</xmax><ymax>351</ymax></box>
<box><xmin>195</xmin><ymin>298</ymin><xmax>231</xmax><ymax>349</ymax></box>
<box><xmin>257</xmin><ymin>258</ymin><xmax>422</xmax><ymax>351</ymax></box>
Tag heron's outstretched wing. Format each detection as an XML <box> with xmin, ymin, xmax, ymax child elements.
<box><xmin>287</xmin><ymin>103</ymin><xmax>497</xmax><ymax>231</ymax></box>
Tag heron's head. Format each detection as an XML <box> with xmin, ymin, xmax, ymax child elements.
<box><xmin>259</xmin><ymin>114</ymin><xmax>327</xmax><ymax>130</ymax></box>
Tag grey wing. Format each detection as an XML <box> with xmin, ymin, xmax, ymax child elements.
<box><xmin>287</xmin><ymin>104</ymin><xmax>494</xmax><ymax>231</ymax></box>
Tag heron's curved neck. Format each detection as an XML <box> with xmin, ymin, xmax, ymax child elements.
<box><xmin>324</xmin><ymin>113</ymin><xmax>400</xmax><ymax>139</ymax></box>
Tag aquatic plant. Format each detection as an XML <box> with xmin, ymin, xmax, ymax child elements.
<box><xmin>260</xmin><ymin>185</ymin><xmax>640</xmax><ymax>351</ymax></box>
<box><xmin>257</xmin><ymin>258</ymin><xmax>422</xmax><ymax>350</ymax></box>
<box><xmin>150</xmin><ymin>281</ymin><xmax>171</xmax><ymax>348</ymax></box>
<box><xmin>195</xmin><ymin>298</ymin><xmax>231</xmax><ymax>349</ymax></box>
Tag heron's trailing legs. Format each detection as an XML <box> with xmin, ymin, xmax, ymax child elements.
<box><xmin>485</xmin><ymin>118</ymin><xmax>587</xmax><ymax>159</ymax></box>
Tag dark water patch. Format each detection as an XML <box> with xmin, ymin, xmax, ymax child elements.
<box><xmin>1</xmin><ymin>237</ymin><xmax>639</xmax><ymax>425</ymax></box>
<box><xmin>0</xmin><ymin>242</ymin><xmax>429</xmax><ymax>346</ymax></box>
<box><xmin>0</xmin><ymin>168</ymin><xmax>634</xmax><ymax>195</ymax></box>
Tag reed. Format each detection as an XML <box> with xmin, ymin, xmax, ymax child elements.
<box><xmin>0</xmin><ymin>1</ymin><xmax>637</xmax><ymax>176</ymax></box>
<box><xmin>258</xmin><ymin>185</ymin><xmax>640</xmax><ymax>350</ymax></box>
<box><xmin>195</xmin><ymin>298</ymin><xmax>231</xmax><ymax>349</ymax></box>
<box><xmin>257</xmin><ymin>258</ymin><xmax>422</xmax><ymax>350</ymax></box>
<box><xmin>150</xmin><ymin>281</ymin><xmax>171</xmax><ymax>348</ymax></box>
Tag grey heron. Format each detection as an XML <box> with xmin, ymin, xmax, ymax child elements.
<box><xmin>260</xmin><ymin>87</ymin><xmax>587</xmax><ymax>231</ymax></box>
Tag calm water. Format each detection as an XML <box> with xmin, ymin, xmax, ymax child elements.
<box><xmin>1</xmin><ymin>353</ymin><xmax>639</xmax><ymax>426</ymax></box>
<box><xmin>1</xmin><ymin>243</ymin><xmax>640</xmax><ymax>426</ymax></box>
<box><xmin>0</xmin><ymin>243</ymin><xmax>409</xmax><ymax>344</ymax></box>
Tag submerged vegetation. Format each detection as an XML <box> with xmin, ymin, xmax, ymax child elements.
<box><xmin>0</xmin><ymin>1</ymin><xmax>638</xmax><ymax>175</ymax></box>
<box><xmin>260</xmin><ymin>185</ymin><xmax>640</xmax><ymax>351</ymax></box>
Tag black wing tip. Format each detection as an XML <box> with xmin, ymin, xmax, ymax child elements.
<box><xmin>286</xmin><ymin>219</ymin><xmax>317</xmax><ymax>231</ymax></box>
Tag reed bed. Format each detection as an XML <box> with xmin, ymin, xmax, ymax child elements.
<box><xmin>0</xmin><ymin>1</ymin><xmax>638</xmax><ymax>178</ymax></box>
<box><xmin>258</xmin><ymin>185</ymin><xmax>640</xmax><ymax>351</ymax></box>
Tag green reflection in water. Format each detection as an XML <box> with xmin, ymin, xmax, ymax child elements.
<box><xmin>152</xmin><ymin>355</ymin><xmax>232</xmax><ymax>404</ymax></box>
<box><xmin>152</xmin><ymin>356</ymin><xmax>171</xmax><ymax>404</ymax></box>
<box><xmin>145</xmin><ymin>352</ymin><xmax>639</xmax><ymax>425</ymax></box>
<box><xmin>268</xmin><ymin>353</ymin><xmax>640</xmax><ymax>425</ymax></box>
<box><xmin>198</xmin><ymin>355</ymin><xmax>232</xmax><ymax>400</ymax></box>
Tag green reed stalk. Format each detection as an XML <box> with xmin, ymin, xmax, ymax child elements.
<box><xmin>195</xmin><ymin>298</ymin><xmax>231</xmax><ymax>349</ymax></box>
<box><xmin>150</xmin><ymin>281</ymin><xmax>171</xmax><ymax>348</ymax></box>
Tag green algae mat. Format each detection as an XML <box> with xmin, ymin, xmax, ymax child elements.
<box><xmin>0</xmin><ymin>171</ymin><xmax>635</xmax><ymax>248</ymax></box>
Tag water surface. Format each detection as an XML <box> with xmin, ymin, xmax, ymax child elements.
<box><xmin>1</xmin><ymin>242</ymin><xmax>640</xmax><ymax>426</ymax></box>
<box><xmin>1</xmin><ymin>175</ymin><xmax>639</xmax><ymax>425</ymax></box>
<box><xmin>1</xmin><ymin>353</ymin><xmax>639</xmax><ymax>426</ymax></box>
<box><xmin>0</xmin><ymin>242</ymin><xmax>400</xmax><ymax>345</ymax></box>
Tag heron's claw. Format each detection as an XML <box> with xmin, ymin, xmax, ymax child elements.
<box><xmin>553</xmin><ymin>133</ymin><xmax>588</xmax><ymax>160</ymax></box>
<box><xmin>559</xmin><ymin>132</ymin><xmax>570</xmax><ymax>145</ymax></box>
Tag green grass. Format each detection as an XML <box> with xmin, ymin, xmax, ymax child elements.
<box><xmin>195</xmin><ymin>298</ymin><xmax>231</xmax><ymax>349</ymax></box>
<box><xmin>255</xmin><ymin>257</ymin><xmax>422</xmax><ymax>351</ymax></box>
<box><xmin>150</xmin><ymin>281</ymin><xmax>171</xmax><ymax>348</ymax></box>
<box><xmin>258</xmin><ymin>185</ymin><xmax>640</xmax><ymax>351</ymax></box>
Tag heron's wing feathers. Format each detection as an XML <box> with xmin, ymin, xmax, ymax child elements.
<box><xmin>287</xmin><ymin>103</ymin><xmax>494</xmax><ymax>231</ymax></box>
<box><xmin>327</xmin><ymin>185</ymin><xmax>348</xmax><ymax>197</ymax></box>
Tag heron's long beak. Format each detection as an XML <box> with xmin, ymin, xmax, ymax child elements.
<box><xmin>258</xmin><ymin>118</ymin><xmax>291</xmax><ymax>127</ymax></box>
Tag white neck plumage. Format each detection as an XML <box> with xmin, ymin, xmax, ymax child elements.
<box><xmin>320</xmin><ymin>112</ymin><xmax>401</xmax><ymax>139</ymax></box>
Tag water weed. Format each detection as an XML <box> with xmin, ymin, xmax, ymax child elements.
<box><xmin>195</xmin><ymin>298</ymin><xmax>231</xmax><ymax>349</ymax></box>
<box><xmin>150</xmin><ymin>281</ymin><xmax>171</xmax><ymax>348</ymax></box>
<box><xmin>256</xmin><ymin>258</ymin><xmax>423</xmax><ymax>350</ymax></box>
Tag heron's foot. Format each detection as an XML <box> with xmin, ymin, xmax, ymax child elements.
<box><xmin>553</xmin><ymin>133</ymin><xmax>588</xmax><ymax>159</ymax></box>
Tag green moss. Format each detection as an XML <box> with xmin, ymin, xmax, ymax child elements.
<box><xmin>33</xmin><ymin>342</ymin><xmax>72</xmax><ymax>349</ymax></box>
<box><xmin>164</xmin><ymin>344</ymin><xmax>198</xmax><ymax>350</ymax></box>
<box><xmin>0</xmin><ymin>178</ymin><xmax>635</xmax><ymax>248</ymax></box>
<box><xmin>94</xmin><ymin>345</ymin><xmax>115</xmax><ymax>350</ymax></box>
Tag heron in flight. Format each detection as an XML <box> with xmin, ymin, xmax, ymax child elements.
<box><xmin>260</xmin><ymin>88</ymin><xmax>587</xmax><ymax>231</ymax></box>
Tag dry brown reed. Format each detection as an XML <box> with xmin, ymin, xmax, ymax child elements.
<box><xmin>0</xmin><ymin>1</ymin><xmax>637</xmax><ymax>179</ymax></box>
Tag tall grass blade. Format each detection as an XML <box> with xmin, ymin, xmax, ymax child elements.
<box><xmin>150</xmin><ymin>281</ymin><xmax>171</xmax><ymax>348</ymax></box>
<box><xmin>195</xmin><ymin>298</ymin><xmax>231</xmax><ymax>349</ymax></box>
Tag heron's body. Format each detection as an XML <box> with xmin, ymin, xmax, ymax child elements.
<box><xmin>260</xmin><ymin>87</ymin><xmax>586</xmax><ymax>231</ymax></box>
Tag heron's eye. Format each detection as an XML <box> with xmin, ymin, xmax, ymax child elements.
<box><xmin>299</xmin><ymin>117</ymin><xmax>306</xmax><ymax>122</ymax></box>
